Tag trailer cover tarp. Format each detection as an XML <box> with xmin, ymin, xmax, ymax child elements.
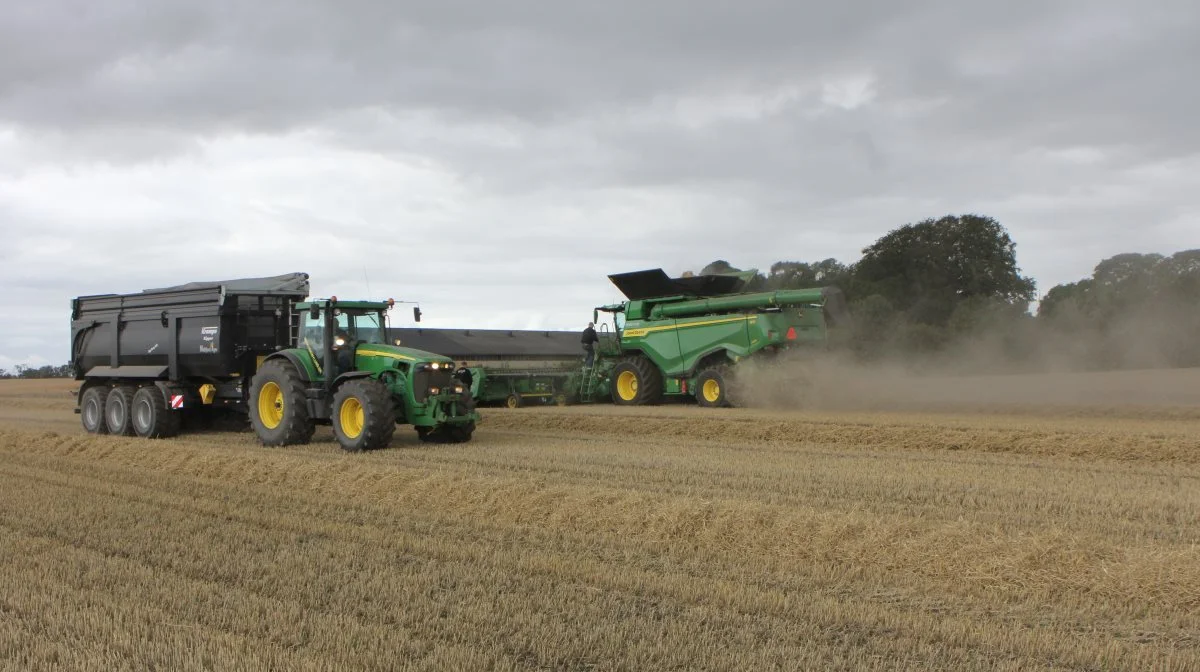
<box><xmin>142</xmin><ymin>272</ymin><xmax>311</xmax><ymax>296</ymax></box>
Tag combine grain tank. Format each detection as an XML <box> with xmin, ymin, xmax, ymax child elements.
<box><xmin>71</xmin><ymin>273</ymin><xmax>310</xmax><ymax>438</ymax></box>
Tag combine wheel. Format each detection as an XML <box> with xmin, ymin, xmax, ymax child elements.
<box><xmin>80</xmin><ymin>386</ymin><xmax>109</xmax><ymax>434</ymax></box>
<box><xmin>505</xmin><ymin>393</ymin><xmax>523</xmax><ymax>409</ymax></box>
<box><xmin>695</xmin><ymin>368</ymin><xmax>733</xmax><ymax>408</ymax></box>
<box><xmin>332</xmin><ymin>379</ymin><xmax>396</xmax><ymax>452</ymax></box>
<box><xmin>610</xmin><ymin>357</ymin><xmax>664</xmax><ymax>406</ymax></box>
<box><xmin>104</xmin><ymin>385</ymin><xmax>138</xmax><ymax>435</ymax></box>
<box><xmin>131</xmin><ymin>386</ymin><xmax>181</xmax><ymax>439</ymax></box>
<box><xmin>249</xmin><ymin>359</ymin><xmax>315</xmax><ymax>446</ymax></box>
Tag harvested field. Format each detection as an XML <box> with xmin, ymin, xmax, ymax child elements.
<box><xmin>0</xmin><ymin>376</ymin><xmax>1198</xmax><ymax>671</ymax></box>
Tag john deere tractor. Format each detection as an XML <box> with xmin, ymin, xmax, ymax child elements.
<box><xmin>249</xmin><ymin>297</ymin><xmax>479</xmax><ymax>451</ymax></box>
<box><xmin>591</xmin><ymin>268</ymin><xmax>847</xmax><ymax>407</ymax></box>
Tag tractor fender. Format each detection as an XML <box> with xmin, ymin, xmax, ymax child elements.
<box><xmin>331</xmin><ymin>370</ymin><xmax>376</xmax><ymax>391</ymax></box>
<box><xmin>262</xmin><ymin>351</ymin><xmax>314</xmax><ymax>383</ymax></box>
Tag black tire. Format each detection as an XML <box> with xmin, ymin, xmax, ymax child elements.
<box><xmin>80</xmin><ymin>386</ymin><xmax>109</xmax><ymax>434</ymax></box>
<box><xmin>505</xmin><ymin>393</ymin><xmax>523</xmax><ymax>409</ymax></box>
<box><xmin>332</xmin><ymin>379</ymin><xmax>395</xmax><ymax>452</ymax></box>
<box><xmin>610</xmin><ymin>356</ymin><xmax>664</xmax><ymax>406</ymax></box>
<box><xmin>131</xmin><ymin>386</ymin><xmax>181</xmax><ymax>439</ymax></box>
<box><xmin>249</xmin><ymin>359</ymin><xmax>315</xmax><ymax>446</ymax></box>
<box><xmin>416</xmin><ymin>421</ymin><xmax>475</xmax><ymax>444</ymax></box>
<box><xmin>104</xmin><ymin>385</ymin><xmax>137</xmax><ymax>436</ymax></box>
<box><xmin>695</xmin><ymin>368</ymin><xmax>733</xmax><ymax>408</ymax></box>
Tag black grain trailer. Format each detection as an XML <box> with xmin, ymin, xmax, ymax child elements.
<box><xmin>71</xmin><ymin>273</ymin><xmax>310</xmax><ymax>438</ymax></box>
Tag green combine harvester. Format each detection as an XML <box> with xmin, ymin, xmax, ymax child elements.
<box><xmin>594</xmin><ymin>267</ymin><xmax>846</xmax><ymax>406</ymax></box>
<box><xmin>392</xmin><ymin>267</ymin><xmax>846</xmax><ymax>408</ymax></box>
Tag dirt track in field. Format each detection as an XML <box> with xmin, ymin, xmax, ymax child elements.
<box><xmin>0</xmin><ymin>377</ymin><xmax>1197</xmax><ymax>670</ymax></box>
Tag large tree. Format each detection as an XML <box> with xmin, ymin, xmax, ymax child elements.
<box><xmin>853</xmin><ymin>214</ymin><xmax>1037</xmax><ymax>325</ymax></box>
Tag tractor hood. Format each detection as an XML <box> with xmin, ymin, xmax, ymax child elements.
<box><xmin>354</xmin><ymin>343</ymin><xmax>455</xmax><ymax>366</ymax></box>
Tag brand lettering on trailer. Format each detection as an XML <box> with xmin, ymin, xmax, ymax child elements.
<box><xmin>200</xmin><ymin>325</ymin><xmax>219</xmax><ymax>354</ymax></box>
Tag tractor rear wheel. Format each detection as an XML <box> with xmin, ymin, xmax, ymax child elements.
<box><xmin>131</xmin><ymin>386</ymin><xmax>181</xmax><ymax>439</ymax></box>
<box><xmin>104</xmin><ymin>385</ymin><xmax>138</xmax><ymax>435</ymax></box>
<box><xmin>80</xmin><ymin>386</ymin><xmax>109</xmax><ymax>434</ymax></box>
<box><xmin>249</xmin><ymin>359</ymin><xmax>315</xmax><ymax>446</ymax></box>
<box><xmin>332</xmin><ymin>379</ymin><xmax>396</xmax><ymax>452</ymax></box>
<box><xmin>610</xmin><ymin>357</ymin><xmax>663</xmax><ymax>406</ymax></box>
<box><xmin>695</xmin><ymin>368</ymin><xmax>733</xmax><ymax>408</ymax></box>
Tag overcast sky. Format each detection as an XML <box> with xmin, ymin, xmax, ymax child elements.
<box><xmin>2</xmin><ymin>0</ymin><xmax>1198</xmax><ymax>369</ymax></box>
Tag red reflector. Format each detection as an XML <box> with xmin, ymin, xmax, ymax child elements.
<box><xmin>786</xmin><ymin>327</ymin><xmax>797</xmax><ymax>340</ymax></box>
<box><xmin>681</xmin><ymin>379</ymin><xmax>688</xmax><ymax>393</ymax></box>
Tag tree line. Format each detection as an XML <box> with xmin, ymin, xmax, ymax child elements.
<box><xmin>694</xmin><ymin>214</ymin><xmax>1200</xmax><ymax>372</ymax></box>
<box><xmin>0</xmin><ymin>363</ymin><xmax>73</xmax><ymax>379</ymax></box>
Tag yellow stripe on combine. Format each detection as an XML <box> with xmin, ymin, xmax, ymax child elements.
<box><xmin>623</xmin><ymin>315</ymin><xmax>757</xmax><ymax>338</ymax></box>
<box><xmin>357</xmin><ymin>349</ymin><xmax>417</xmax><ymax>361</ymax></box>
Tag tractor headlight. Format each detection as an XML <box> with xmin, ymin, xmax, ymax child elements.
<box><xmin>428</xmin><ymin>386</ymin><xmax>440</xmax><ymax>395</ymax></box>
<box><xmin>429</xmin><ymin>362</ymin><xmax>440</xmax><ymax>370</ymax></box>
<box><xmin>334</xmin><ymin>336</ymin><xmax>346</xmax><ymax>348</ymax></box>
<box><xmin>454</xmin><ymin>386</ymin><xmax>464</xmax><ymax>394</ymax></box>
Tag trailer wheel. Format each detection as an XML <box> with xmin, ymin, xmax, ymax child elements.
<box><xmin>105</xmin><ymin>385</ymin><xmax>138</xmax><ymax>436</ymax></box>
<box><xmin>332</xmin><ymin>379</ymin><xmax>395</xmax><ymax>452</ymax></box>
<box><xmin>695</xmin><ymin>368</ymin><xmax>732</xmax><ymax>408</ymax></box>
<box><xmin>80</xmin><ymin>386</ymin><xmax>109</xmax><ymax>434</ymax></box>
<box><xmin>131</xmin><ymin>386</ymin><xmax>181</xmax><ymax>439</ymax></box>
<box><xmin>250</xmin><ymin>359</ymin><xmax>315</xmax><ymax>446</ymax></box>
<box><xmin>610</xmin><ymin>357</ymin><xmax>664</xmax><ymax>406</ymax></box>
<box><xmin>505</xmin><ymin>393</ymin><xmax>523</xmax><ymax>409</ymax></box>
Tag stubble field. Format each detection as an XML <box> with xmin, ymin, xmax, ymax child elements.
<box><xmin>0</xmin><ymin>373</ymin><xmax>1198</xmax><ymax>671</ymax></box>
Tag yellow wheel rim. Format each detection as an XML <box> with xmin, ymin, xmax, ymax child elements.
<box><xmin>616</xmin><ymin>370</ymin><xmax>638</xmax><ymax>401</ymax></box>
<box><xmin>507</xmin><ymin>396</ymin><xmax>519</xmax><ymax>408</ymax></box>
<box><xmin>702</xmin><ymin>379</ymin><xmax>721</xmax><ymax>403</ymax></box>
<box><xmin>258</xmin><ymin>382</ymin><xmax>283</xmax><ymax>429</ymax></box>
<box><xmin>340</xmin><ymin>397</ymin><xmax>365</xmax><ymax>439</ymax></box>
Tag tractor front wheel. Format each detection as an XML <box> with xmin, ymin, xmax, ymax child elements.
<box><xmin>332</xmin><ymin>379</ymin><xmax>396</xmax><ymax>452</ymax></box>
<box><xmin>249</xmin><ymin>359</ymin><xmax>315</xmax><ymax>446</ymax></box>
<box><xmin>416</xmin><ymin>421</ymin><xmax>476</xmax><ymax>444</ymax></box>
<box><xmin>610</xmin><ymin>357</ymin><xmax>663</xmax><ymax>406</ymax></box>
<box><xmin>505</xmin><ymin>393</ymin><xmax>523</xmax><ymax>409</ymax></box>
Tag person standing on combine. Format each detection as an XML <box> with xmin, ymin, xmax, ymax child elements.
<box><xmin>581</xmin><ymin>322</ymin><xmax>600</xmax><ymax>366</ymax></box>
<box><xmin>455</xmin><ymin>362</ymin><xmax>474</xmax><ymax>390</ymax></box>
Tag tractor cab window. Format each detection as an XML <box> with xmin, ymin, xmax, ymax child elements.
<box><xmin>332</xmin><ymin>309</ymin><xmax>386</xmax><ymax>345</ymax></box>
<box><xmin>352</xmin><ymin>311</ymin><xmax>385</xmax><ymax>345</ymax></box>
<box><xmin>614</xmin><ymin>312</ymin><xmax>626</xmax><ymax>332</ymax></box>
<box><xmin>303</xmin><ymin>310</ymin><xmax>325</xmax><ymax>351</ymax></box>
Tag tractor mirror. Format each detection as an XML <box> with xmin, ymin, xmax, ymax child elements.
<box><xmin>308</xmin><ymin>304</ymin><xmax>320</xmax><ymax>320</ymax></box>
<box><xmin>413</xmin><ymin>306</ymin><xmax>422</xmax><ymax>322</ymax></box>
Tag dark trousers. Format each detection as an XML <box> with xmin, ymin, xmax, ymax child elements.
<box><xmin>583</xmin><ymin>345</ymin><xmax>595</xmax><ymax>367</ymax></box>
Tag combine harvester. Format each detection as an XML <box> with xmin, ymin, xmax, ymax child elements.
<box><xmin>70</xmin><ymin>273</ymin><xmax>478</xmax><ymax>450</ymax></box>
<box><xmin>394</xmin><ymin>267</ymin><xmax>847</xmax><ymax>408</ymax></box>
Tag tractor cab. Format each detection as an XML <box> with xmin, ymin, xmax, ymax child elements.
<box><xmin>299</xmin><ymin>298</ymin><xmax>396</xmax><ymax>380</ymax></box>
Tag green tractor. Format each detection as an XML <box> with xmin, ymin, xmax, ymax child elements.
<box><xmin>249</xmin><ymin>297</ymin><xmax>479</xmax><ymax>451</ymax></box>
<box><xmin>590</xmin><ymin>268</ymin><xmax>847</xmax><ymax>407</ymax></box>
